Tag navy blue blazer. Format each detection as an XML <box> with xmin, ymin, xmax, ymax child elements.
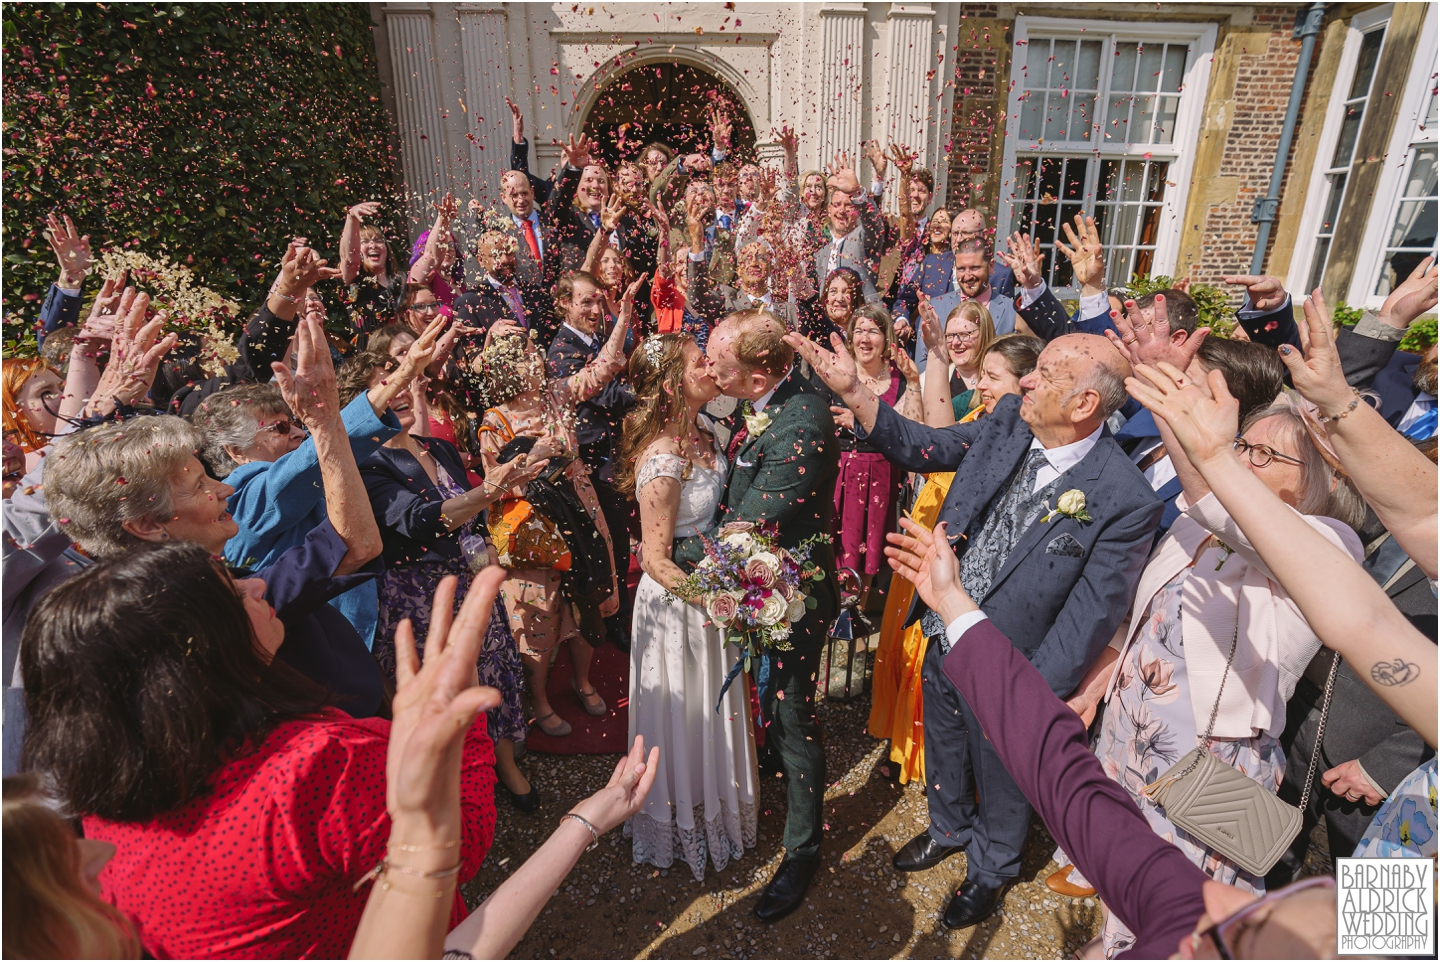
<box><xmin>857</xmin><ymin>395</ymin><xmax>1162</xmax><ymax>697</ymax></box>
<box><xmin>359</xmin><ymin>437</ymin><xmax>474</xmax><ymax>567</ymax></box>
<box><xmin>1114</xmin><ymin>409</ymin><xmax>1185</xmax><ymax>541</ymax></box>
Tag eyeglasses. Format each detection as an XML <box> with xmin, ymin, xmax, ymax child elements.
<box><xmin>410</xmin><ymin>302</ymin><xmax>440</xmax><ymax>314</ymax></box>
<box><xmin>258</xmin><ymin>418</ymin><xmax>306</xmax><ymax>438</ymax></box>
<box><xmin>946</xmin><ymin>331</ymin><xmax>980</xmax><ymax>344</ymax></box>
<box><xmin>1202</xmin><ymin>875</ymin><xmax>1334</xmax><ymax>959</ymax></box>
<box><xmin>1233</xmin><ymin>437</ymin><xmax>1305</xmax><ymax>469</ymax></box>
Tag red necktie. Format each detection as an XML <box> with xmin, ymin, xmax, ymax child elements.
<box><xmin>521</xmin><ymin>218</ymin><xmax>541</xmax><ymax>263</ymax></box>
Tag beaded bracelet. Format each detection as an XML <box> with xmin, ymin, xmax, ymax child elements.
<box><xmin>1316</xmin><ymin>389</ymin><xmax>1361</xmax><ymax>423</ymax></box>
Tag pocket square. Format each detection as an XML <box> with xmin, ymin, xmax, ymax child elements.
<box><xmin>736</xmin><ymin>458</ymin><xmax>754</xmax><ymax>468</ymax></box>
<box><xmin>1045</xmin><ymin>534</ymin><xmax>1084</xmax><ymax>558</ymax></box>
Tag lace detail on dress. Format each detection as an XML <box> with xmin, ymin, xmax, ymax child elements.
<box><xmin>637</xmin><ymin>453</ymin><xmax>688</xmax><ymax>491</ymax></box>
<box><xmin>624</xmin><ymin>798</ymin><xmax>759</xmax><ymax>882</ymax></box>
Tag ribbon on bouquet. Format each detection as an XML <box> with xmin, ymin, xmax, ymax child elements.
<box><xmin>714</xmin><ymin>635</ymin><xmax>777</xmax><ymax>721</ymax></box>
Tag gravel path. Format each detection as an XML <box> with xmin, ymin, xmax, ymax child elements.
<box><xmin>463</xmin><ymin>643</ymin><xmax>1335</xmax><ymax>960</ymax></box>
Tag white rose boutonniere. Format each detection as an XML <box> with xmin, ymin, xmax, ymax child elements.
<box><xmin>743</xmin><ymin>409</ymin><xmax>773</xmax><ymax>438</ymax></box>
<box><xmin>1041</xmin><ymin>488</ymin><xmax>1093</xmax><ymax>524</ymax></box>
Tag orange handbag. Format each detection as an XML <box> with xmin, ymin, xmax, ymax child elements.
<box><xmin>481</xmin><ymin>408</ymin><xmax>572</xmax><ymax>570</ymax></box>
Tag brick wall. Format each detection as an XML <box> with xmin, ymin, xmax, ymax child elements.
<box><xmin>943</xmin><ymin>5</ymin><xmax>1010</xmax><ymax>233</ymax></box>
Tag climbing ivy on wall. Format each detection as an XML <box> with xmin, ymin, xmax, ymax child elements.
<box><xmin>2</xmin><ymin>2</ymin><xmax>404</xmax><ymax>352</ymax></box>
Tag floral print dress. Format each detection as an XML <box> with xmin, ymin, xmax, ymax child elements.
<box><xmin>1353</xmin><ymin>757</ymin><xmax>1437</xmax><ymax>859</ymax></box>
<box><xmin>1094</xmin><ymin>570</ymin><xmax>1287</xmax><ymax>958</ymax></box>
<box><xmin>373</xmin><ymin>461</ymin><xmax>528</xmax><ymax>745</ymax></box>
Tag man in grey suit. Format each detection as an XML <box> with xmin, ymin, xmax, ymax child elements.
<box><xmin>790</xmin><ymin>329</ymin><xmax>1161</xmax><ymax>930</ymax></box>
<box><xmin>687</xmin><ymin>239</ymin><xmax>799</xmax><ymax>329</ymax></box>
<box><xmin>812</xmin><ymin>166</ymin><xmax>893</xmax><ymax>303</ymax></box>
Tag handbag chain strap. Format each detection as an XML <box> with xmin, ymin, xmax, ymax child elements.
<box><xmin>1163</xmin><ymin>623</ymin><xmax>1241</xmax><ymax>787</ymax></box>
<box><xmin>1298</xmin><ymin>653</ymin><xmax>1341</xmax><ymax>813</ymax></box>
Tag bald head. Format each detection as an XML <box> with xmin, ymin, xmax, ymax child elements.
<box><xmin>501</xmin><ymin>170</ymin><xmax>535</xmax><ymax>218</ymax></box>
<box><xmin>1019</xmin><ymin>334</ymin><xmax>1130</xmax><ymax>445</ymax></box>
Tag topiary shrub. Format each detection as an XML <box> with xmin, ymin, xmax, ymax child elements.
<box><xmin>2</xmin><ymin>3</ymin><xmax>404</xmax><ymax>354</ymax></box>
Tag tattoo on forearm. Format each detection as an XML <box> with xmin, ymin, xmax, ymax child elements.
<box><xmin>1370</xmin><ymin>658</ymin><xmax>1420</xmax><ymax>687</ymax></box>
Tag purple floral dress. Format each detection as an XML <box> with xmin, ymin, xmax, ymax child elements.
<box><xmin>1094</xmin><ymin>570</ymin><xmax>1286</xmax><ymax>958</ymax></box>
<box><xmin>374</xmin><ymin>463</ymin><xmax>527</xmax><ymax>745</ymax></box>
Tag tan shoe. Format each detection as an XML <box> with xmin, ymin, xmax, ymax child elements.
<box><xmin>1045</xmin><ymin>867</ymin><xmax>1096</xmax><ymax>898</ymax></box>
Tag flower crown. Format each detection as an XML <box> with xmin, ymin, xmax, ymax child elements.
<box><xmin>643</xmin><ymin>334</ymin><xmax>666</xmax><ymax>368</ymax></box>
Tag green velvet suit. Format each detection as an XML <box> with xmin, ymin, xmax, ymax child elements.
<box><xmin>677</xmin><ymin>371</ymin><xmax>839</xmax><ymax>860</ymax></box>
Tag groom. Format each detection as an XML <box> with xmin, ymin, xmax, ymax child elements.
<box><xmin>676</xmin><ymin>308</ymin><xmax>839</xmax><ymax>921</ymax></box>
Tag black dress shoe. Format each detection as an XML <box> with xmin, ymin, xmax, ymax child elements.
<box><xmin>501</xmin><ymin>783</ymin><xmax>540</xmax><ymax>814</ymax></box>
<box><xmin>941</xmin><ymin>878</ymin><xmax>1008</xmax><ymax>930</ymax></box>
<box><xmin>892</xmin><ymin>832</ymin><xmax>965</xmax><ymax>872</ymax></box>
<box><xmin>754</xmin><ymin>854</ymin><xmax>821</xmax><ymax>922</ymax></box>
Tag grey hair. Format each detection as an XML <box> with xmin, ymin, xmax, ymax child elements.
<box><xmin>1065</xmin><ymin>363</ymin><xmax>1129</xmax><ymax>420</ymax></box>
<box><xmin>45</xmin><ymin>416</ymin><xmax>202</xmax><ymax>559</ymax></box>
<box><xmin>189</xmin><ymin>383</ymin><xmax>291</xmax><ymax>478</ymax></box>
<box><xmin>1241</xmin><ymin>400</ymin><xmax>1368</xmax><ymax>532</ymax></box>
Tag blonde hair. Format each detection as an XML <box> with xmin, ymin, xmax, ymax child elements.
<box><xmin>945</xmin><ymin>299</ymin><xmax>996</xmax><ymax>365</ymax></box>
<box><xmin>3</xmin><ymin>774</ymin><xmax>139</xmax><ymax>959</ymax></box>
<box><xmin>614</xmin><ymin>334</ymin><xmax>693</xmax><ymax>497</ymax></box>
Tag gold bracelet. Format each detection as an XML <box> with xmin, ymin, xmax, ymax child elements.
<box><xmin>389</xmin><ymin>839</ymin><xmax>460</xmax><ymax>853</ymax></box>
<box><xmin>353</xmin><ymin>858</ymin><xmax>462</xmax><ymax>892</ymax></box>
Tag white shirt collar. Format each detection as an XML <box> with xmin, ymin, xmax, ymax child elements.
<box><xmin>1029</xmin><ymin>423</ymin><xmax>1103</xmax><ymax>475</ymax></box>
<box><xmin>484</xmin><ymin>274</ymin><xmax>515</xmax><ymax>290</ymax></box>
<box><xmin>511</xmin><ymin>210</ymin><xmax>539</xmax><ymax>226</ymax></box>
<box><xmin>752</xmin><ymin>366</ymin><xmax>794</xmax><ymax>414</ymax></box>
<box><xmin>563</xmin><ymin>322</ymin><xmax>595</xmax><ymax>347</ymax></box>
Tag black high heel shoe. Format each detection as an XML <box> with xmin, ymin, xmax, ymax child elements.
<box><xmin>501</xmin><ymin>783</ymin><xmax>540</xmax><ymax>813</ymax></box>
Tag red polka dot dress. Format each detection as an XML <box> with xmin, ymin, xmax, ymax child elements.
<box><xmin>84</xmin><ymin>709</ymin><xmax>497</xmax><ymax>959</ymax></box>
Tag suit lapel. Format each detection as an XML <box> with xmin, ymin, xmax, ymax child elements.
<box><xmin>937</xmin><ymin>410</ymin><xmax>1031</xmax><ymax>544</ymax></box>
<box><xmin>725</xmin><ymin>374</ymin><xmax>802</xmax><ymax>512</ymax></box>
<box><xmin>984</xmin><ymin>436</ymin><xmax>1115</xmax><ymax>599</ymax></box>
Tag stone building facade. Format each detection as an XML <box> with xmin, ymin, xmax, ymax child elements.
<box><xmin>371</xmin><ymin>2</ymin><xmax>1435</xmax><ymax>307</ymax></box>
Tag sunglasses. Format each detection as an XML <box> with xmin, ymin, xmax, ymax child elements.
<box><xmin>1202</xmin><ymin>875</ymin><xmax>1334</xmax><ymax>959</ymax></box>
<box><xmin>1233</xmin><ymin>437</ymin><xmax>1305</xmax><ymax>469</ymax></box>
<box><xmin>257</xmin><ymin>418</ymin><xmax>306</xmax><ymax>437</ymax></box>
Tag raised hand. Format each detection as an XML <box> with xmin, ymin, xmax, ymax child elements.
<box><xmin>85</xmin><ymin>292</ymin><xmax>179</xmax><ymax>417</ymax></box>
<box><xmin>776</xmin><ymin>125</ymin><xmax>799</xmax><ymax>158</ymax></box>
<box><xmin>708</xmin><ymin>106</ymin><xmax>733</xmax><ymax>153</ymax></box>
<box><xmin>893</xmin><ymin>343</ymin><xmax>920</xmax><ymax>385</ymax></box>
<box><xmin>485</xmin><ymin>449</ymin><xmax>551</xmax><ymax>493</ymax></box>
<box><xmin>684</xmin><ymin>192</ymin><xmax>708</xmax><ymax>247</ymax></box>
<box><xmin>680</xmin><ymin>152</ymin><xmax>713</xmax><ymax>175</ymax></box>
<box><xmin>825</xmin><ymin>153</ymin><xmax>860</xmax><ymax>196</ymax></box>
<box><xmin>599</xmin><ymin>192</ymin><xmax>625</xmax><ymax>232</ymax></box>
<box><xmin>1055</xmin><ymin>214</ymin><xmax>1104</xmax><ymax>294</ymax></box>
<box><xmin>1220</xmin><ymin>273</ymin><xmax>1288</xmax><ymax>313</ymax></box>
<box><xmin>347</xmin><ymin>201</ymin><xmax>382</xmax><ymax>223</ymax></box>
<box><xmin>434</xmin><ymin>193</ymin><xmax>459</xmax><ymax>226</ymax></box>
<box><xmin>617</xmin><ymin>273</ymin><xmax>647</xmax><ymax>328</ymax></box>
<box><xmin>884</xmin><ymin>519</ymin><xmax>970</xmax><ymax>622</ymax></box>
<box><xmin>918</xmin><ymin>294</ymin><xmax>948</xmax><ymax>361</ymax></box>
<box><xmin>569</xmin><ymin>736</ymin><xmax>660</xmax><ymax>836</ymax></box>
<box><xmin>1378</xmin><ymin>255</ymin><xmax>1438</xmax><ymax>329</ymax></box>
<box><xmin>560</xmin><ymin>132</ymin><xmax>594</xmax><ymax>170</ymax></box>
<box><xmin>44</xmin><ymin>211</ymin><xmax>93</xmax><ymax>289</ymax></box>
<box><xmin>783</xmin><ymin>330</ymin><xmax>861</xmax><ymax>398</ymax></box>
<box><xmin>998</xmin><ymin>232</ymin><xmax>1044</xmax><ymax>291</ymax></box>
<box><xmin>483</xmin><ymin>318</ymin><xmax>524</xmax><ymax>351</ymax></box>
<box><xmin>1105</xmin><ymin>293</ymin><xmax>1208</xmax><ymax>373</ymax></box>
<box><xmin>829</xmin><ymin>405</ymin><xmax>857</xmax><ymax>432</ymax></box>
<box><xmin>1124</xmin><ymin>362</ymin><xmax>1240</xmax><ymax>469</ymax></box>
<box><xmin>887</xmin><ymin>143</ymin><xmax>916</xmax><ymax>176</ymax></box>
<box><xmin>1277</xmin><ymin>288</ymin><xmax>1358</xmax><ymax>418</ymax></box>
<box><xmin>271</xmin><ymin>314</ymin><xmax>340</xmax><ymax>429</ymax></box>
<box><xmin>505</xmin><ymin>96</ymin><xmax>525</xmax><ymax>144</ymax></box>
<box><xmin>76</xmin><ymin>272</ymin><xmax>130</xmax><ymax>348</ymax></box>
<box><xmin>863</xmin><ymin>140</ymin><xmax>888</xmax><ymax>182</ymax></box>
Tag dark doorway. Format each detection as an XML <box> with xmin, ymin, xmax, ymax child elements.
<box><xmin>582</xmin><ymin>62</ymin><xmax>756</xmax><ymax>167</ymax></box>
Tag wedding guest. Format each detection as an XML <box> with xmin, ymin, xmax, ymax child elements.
<box><xmin>870</xmin><ymin>332</ymin><xmax>1043</xmax><ymax>783</ymax></box>
<box><xmin>551</xmin><ymin>135</ymin><xmax>612</xmax><ymax>277</ymax></box>
<box><xmin>927</xmin><ymin>239</ymin><xmax>1015</xmax><ymax>340</ymax></box>
<box><xmin>478</xmin><ymin>294</ymin><xmax>632</xmax><ymax>738</ymax></box>
<box><xmin>454</xmin><ymin>232</ymin><xmax>534</xmax><ymax>334</ymax></box>
<box><xmin>614</xmin><ymin>332</ymin><xmax>758</xmax><ymax>881</ymax></box>
<box><xmin>640</xmin><ymin>142</ymin><xmax>675</xmax><ymax>182</ymax></box>
<box><xmin>33</xmin><ymin>211</ymin><xmax>91</xmax><ymax>346</ymax></box>
<box><xmin>792</xmin><ymin>326</ymin><xmax>1160</xmax><ymax>930</ymax></box>
<box><xmin>2</xmin><ymin>359</ymin><xmax>63</xmax><ymax>475</ymax></box>
<box><xmin>337</xmin><ymin>351</ymin><xmax>547</xmax><ymax>811</ymax></box>
<box><xmin>3</xmin><ymin>774</ymin><xmax>139</xmax><ymax>959</ymax></box>
<box><xmin>408</xmin><ymin>194</ymin><xmax>464</xmax><ymax>308</ymax></box>
<box><xmin>884</xmin><ymin>517</ymin><xmax>1345</xmax><ymax>959</ymax></box>
<box><xmin>20</xmin><ymin>544</ymin><xmax>497</xmax><ymax>959</ymax></box>
<box><xmin>45</xmin><ymin>321</ymin><xmax>390</xmax><ymax>719</ymax></box>
<box><xmin>338</xmin><ymin>201</ymin><xmax>406</xmax><ymax>335</ymax></box>
<box><xmin>892</xmin><ymin>208</ymin><xmax>954</xmax><ymax>336</ymax></box>
<box><xmin>809</xmin><ymin>267</ymin><xmax>865</xmax><ymax>346</ymax></box>
<box><xmin>812</xmin><ymin>161</ymin><xmax>891</xmax><ymax>302</ymax></box>
<box><xmin>923</xmin><ymin>299</ymin><xmax>997</xmax><ymax>422</ymax></box>
<box><xmin>827</xmin><ymin>306</ymin><xmax>921</xmax><ymax>603</ymax></box>
<box><xmin>580</xmin><ymin>198</ymin><xmax>638</xmax><ymax>322</ymax></box>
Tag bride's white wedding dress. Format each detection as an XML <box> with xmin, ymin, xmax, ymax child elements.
<box><xmin>625</xmin><ymin>447</ymin><xmax>759</xmax><ymax>881</ymax></box>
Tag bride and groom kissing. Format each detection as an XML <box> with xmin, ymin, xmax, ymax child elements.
<box><xmin>618</xmin><ymin>309</ymin><xmax>839</xmax><ymax>922</ymax></box>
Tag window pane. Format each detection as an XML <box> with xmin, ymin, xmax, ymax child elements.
<box><xmin>1320</xmin><ymin>172</ymin><xmax>1347</xmax><ymax>231</ymax></box>
<box><xmin>1026</xmin><ymin>38</ymin><xmax>1052</xmax><ymax>89</ymax></box>
<box><xmin>1154</xmin><ymin>95</ymin><xmax>1180</xmax><ymax>144</ymax></box>
<box><xmin>1350</xmin><ymin>28</ymin><xmax>1386</xmax><ymax>101</ymax></box>
<box><xmin>1402</xmin><ymin>144</ymin><xmax>1437</xmax><ymax>198</ymax></box>
<box><xmin>1078</xmin><ymin>40</ymin><xmax>1103</xmax><ymax>90</ymax></box>
<box><xmin>1111</xmin><ymin>42</ymin><xmax>1138</xmax><ymax>93</ymax></box>
<box><xmin>1072</xmin><ymin>93</ymin><xmax>1097</xmax><ymax>141</ymax></box>
<box><xmin>1332</xmin><ymin>104</ymin><xmax>1365</xmax><ymax>168</ymax></box>
<box><xmin>1307</xmin><ymin>237</ymin><xmax>1332</xmax><ymax>293</ymax></box>
<box><xmin>1132</xmin><ymin>93</ymin><xmax>1157</xmax><ymax>145</ymax></box>
<box><xmin>1146</xmin><ymin>160</ymin><xmax>1171</xmax><ymax>202</ymax></box>
<box><xmin>1137</xmin><ymin>44</ymin><xmax>1164</xmax><ymax>94</ymax></box>
<box><xmin>1045</xmin><ymin>92</ymin><xmax>1070</xmax><ymax>141</ymax></box>
<box><xmin>1161</xmin><ymin>45</ymin><xmax>1187</xmax><ymax>93</ymax></box>
<box><xmin>1386</xmin><ymin>199</ymin><xmax>1438</xmax><ymax>248</ymax></box>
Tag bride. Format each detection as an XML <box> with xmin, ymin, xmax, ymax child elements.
<box><xmin>615</xmin><ymin>333</ymin><xmax>758</xmax><ymax>881</ymax></box>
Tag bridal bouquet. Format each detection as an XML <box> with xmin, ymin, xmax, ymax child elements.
<box><xmin>670</xmin><ymin>521</ymin><xmax>828</xmax><ymax>671</ymax></box>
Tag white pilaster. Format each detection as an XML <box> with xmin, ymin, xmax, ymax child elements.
<box><xmin>457</xmin><ymin>6</ymin><xmax>512</xmax><ymax>206</ymax></box>
<box><xmin>883</xmin><ymin>5</ymin><xmax>935</xmax><ymax>173</ymax></box>
<box><xmin>817</xmin><ymin>3</ymin><xmax>866</xmax><ymax>165</ymax></box>
<box><xmin>386</xmin><ymin>9</ymin><xmax>449</xmax><ymax>231</ymax></box>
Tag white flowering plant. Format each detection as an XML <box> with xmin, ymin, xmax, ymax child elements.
<box><xmin>668</xmin><ymin>521</ymin><xmax>828</xmax><ymax>672</ymax></box>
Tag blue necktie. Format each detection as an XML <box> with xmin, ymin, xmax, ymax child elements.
<box><xmin>717</xmin><ymin>213</ymin><xmax>732</xmax><ymax>231</ymax></box>
<box><xmin>588</xmin><ymin>212</ymin><xmax>600</xmax><ymax>230</ymax></box>
<box><xmin>1404</xmin><ymin>402</ymin><xmax>1437</xmax><ymax>440</ymax></box>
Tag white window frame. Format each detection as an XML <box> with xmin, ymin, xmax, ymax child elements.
<box><xmin>999</xmin><ymin>16</ymin><xmax>1217</xmax><ymax>297</ymax></box>
<box><xmin>1348</xmin><ymin>4</ymin><xmax>1438</xmax><ymax>309</ymax></box>
<box><xmin>1285</xmin><ymin>4</ymin><xmax>1395</xmax><ymax>298</ymax></box>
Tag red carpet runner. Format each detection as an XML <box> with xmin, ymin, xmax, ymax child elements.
<box><xmin>525</xmin><ymin>639</ymin><xmax>631</xmax><ymax>755</ymax></box>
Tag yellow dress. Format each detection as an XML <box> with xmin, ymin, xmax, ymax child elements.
<box><xmin>866</xmin><ymin>470</ymin><xmax>954</xmax><ymax>783</ymax></box>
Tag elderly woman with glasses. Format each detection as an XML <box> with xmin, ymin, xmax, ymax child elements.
<box><xmin>1054</xmin><ymin>349</ymin><xmax>1368</xmax><ymax>954</ymax></box>
<box><xmin>190</xmin><ymin>318</ymin><xmax>442</xmax><ymax>648</ymax></box>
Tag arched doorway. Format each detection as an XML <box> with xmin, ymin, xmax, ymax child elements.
<box><xmin>581</xmin><ymin>62</ymin><xmax>756</xmax><ymax>167</ymax></box>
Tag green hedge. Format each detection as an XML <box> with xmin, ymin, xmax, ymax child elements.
<box><xmin>2</xmin><ymin>2</ymin><xmax>404</xmax><ymax>352</ymax></box>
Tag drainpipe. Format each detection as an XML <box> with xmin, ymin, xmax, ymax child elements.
<box><xmin>1249</xmin><ymin>1</ymin><xmax>1327</xmax><ymax>274</ymax></box>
